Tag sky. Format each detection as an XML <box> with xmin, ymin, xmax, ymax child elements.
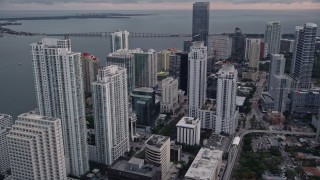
<box><xmin>0</xmin><ymin>0</ymin><xmax>320</xmax><ymax>10</ymax></box>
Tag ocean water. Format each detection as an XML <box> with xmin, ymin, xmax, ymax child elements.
<box><xmin>0</xmin><ymin>9</ymin><xmax>319</xmax><ymax>118</ymax></box>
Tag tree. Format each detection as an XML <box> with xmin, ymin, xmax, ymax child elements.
<box><xmin>286</xmin><ymin>169</ymin><xmax>297</xmax><ymax>179</ymax></box>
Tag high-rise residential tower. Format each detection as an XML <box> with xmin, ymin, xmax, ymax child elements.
<box><xmin>248</xmin><ymin>39</ymin><xmax>261</xmax><ymax>70</ymax></box>
<box><xmin>211</xmin><ymin>35</ymin><xmax>232</xmax><ymax>60</ymax></box>
<box><xmin>134</xmin><ymin>49</ymin><xmax>158</xmax><ymax>89</ymax></box>
<box><xmin>0</xmin><ymin>114</ymin><xmax>12</xmax><ymax>174</ymax></box>
<box><xmin>231</xmin><ymin>27</ymin><xmax>245</xmax><ymax>63</ymax></box>
<box><xmin>188</xmin><ymin>42</ymin><xmax>207</xmax><ymax>118</ymax></box>
<box><xmin>268</xmin><ymin>54</ymin><xmax>291</xmax><ymax>113</ymax></box>
<box><xmin>216</xmin><ymin>64</ymin><xmax>238</xmax><ymax>134</ymax></box>
<box><xmin>110</xmin><ymin>29</ymin><xmax>129</xmax><ymax>53</ymax></box>
<box><xmin>106</xmin><ymin>49</ymin><xmax>142</xmax><ymax>93</ymax></box>
<box><xmin>92</xmin><ymin>65</ymin><xmax>130</xmax><ymax>165</ymax></box>
<box><xmin>264</xmin><ymin>21</ymin><xmax>281</xmax><ymax>55</ymax></box>
<box><xmin>81</xmin><ymin>52</ymin><xmax>100</xmax><ymax>95</ymax></box>
<box><xmin>192</xmin><ymin>2</ymin><xmax>210</xmax><ymax>46</ymax></box>
<box><xmin>7</xmin><ymin>113</ymin><xmax>66</xmax><ymax>180</ymax></box>
<box><xmin>31</xmin><ymin>38</ymin><xmax>89</xmax><ymax>177</ymax></box>
<box><xmin>268</xmin><ymin>54</ymin><xmax>286</xmax><ymax>91</ymax></box>
<box><xmin>291</xmin><ymin>23</ymin><xmax>318</xmax><ymax>89</ymax></box>
<box><xmin>0</xmin><ymin>113</ymin><xmax>13</xmax><ymax>128</ymax></box>
<box><xmin>161</xmin><ymin>77</ymin><xmax>179</xmax><ymax>113</ymax></box>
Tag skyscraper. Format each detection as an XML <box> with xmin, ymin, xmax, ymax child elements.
<box><xmin>81</xmin><ymin>52</ymin><xmax>100</xmax><ymax>95</ymax></box>
<box><xmin>7</xmin><ymin>113</ymin><xmax>66</xmax><ymax>179</ymax></box>
<box><xmin>134</xmin><ymin>49</ymin><xmax>158</xmax><ymax>89</ymax></box>
<box><xmin>248</xmin><ymin>39</ymin><xmax>261</xmax><ymax>70</ymax></box>
<box><xmin>211</xmin><ymin>35</ymin><xmax>232</xmax><ymax>60</ymax></box>
<box><xmin>0</xmin><ymin>114</ymin><xmax>12</xmax><ymax>174</ymax></box>
<box><xmin>106</xmin><ymin>49</ymin><xmax>142</xmax><ymax>93</ymax></box>
<box><xmin>231</xmin><ymin>27</ymin><xmax>245</xmax><ymax>63</ymax></box>
<box><xmin>268</xmin><ymin>54</ymin><xmax>286</xmax><ymax>90</ymax></box>
<box><xmin>31</xmin><ymin>38</ymin><xmax>89</xmax><ymax>177</ymax></box>
<box><xmin>0</xmin><ymin>127</ymin><xmax>10</xmax><ymax>174</ymax></box>
<box><xmin>268</xmin><ymin>54</ymin><xmax>291</xmax><ymax>113</ymax></box>
<box><xmin>291</xmin><ymin>23</ymin><xmax>318</xmax><ymax>89</ymax></box>
<box><xmin>110</xmin><ymin>29</ymin><xmax>129</xmax><ymax>53</ymax></box>
<box><xmin>192</xmin><ymin>2</ymin><xmax>210</xmax><ymax>46</ymax></box>
<box><xmin>92</xmin><ymin>65</ymin><xmax>130</xmax><ymax>165</ymax></box>
<box><xmin>264</xmin><ymin>21</ymin><xmax>281</xmax><ymax>55</ymax></box>
<box><xmin>132</xmin><ymin>87</ymin><xmax>156</xmax><ymax>126</ymax></box>
<box><xmin>161</xmin><ymin>77</ymin><xmax>178</xmax><ymax>113</ymax></box>
<box><xmin>0</xmin><ymin>113</ymin><xmax>12</xmax><ymax>128</ymax></box>
<box><xmin>216</xmin><ymin>64</ymin><xmax>238</xmax><ymax>134</ymax></box>
<box><xmin>169</xmin><ymin>52</ymin><xmax>189</xmax><ymax>94</ymax></box>
<box><xmin>188</xmin><ymin>42</ymin><xmax>207</xmax><ymax>118</ymax></box>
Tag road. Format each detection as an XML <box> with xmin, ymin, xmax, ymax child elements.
<box><xmin>222</xmin><ymin>130</ymin><xmax>316</xmax><ymax>180</ymax></box>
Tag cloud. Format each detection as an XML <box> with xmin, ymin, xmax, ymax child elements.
<box><xmin>0</xmin><ymin>0</ymin><xmax>319</xmax><ymax>4</ymax></box>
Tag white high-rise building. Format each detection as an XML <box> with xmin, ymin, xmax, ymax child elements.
<box><xmin>110</xmin><ymin>29</ymin><xmax>129</xmax><ymax>53</ymax></box>
<box><xmin>211</xmin><ymin>35</ymin><xmax>232</xmax><ymax>60</ymax></box>
<box><xmin>188</xmin><ymin>41</ymin><xmax>207</xmax><ymax>118</ymax></box>
<box><xmin>268</xmin><ymin>54</ymin><xmax>292</xmax><ymax>113</ymax></box>
<box><xmin>106</xmin><ymin>48</ymin><xmax>142</xmax><ymax>93</ymax></box>
<box><xmin>291</xmin><ymin>23</ymin><xmax>318</xmax><ymax>89</ymax></box>
<box><xmin>158</xmin><ymin>50</ymin><xmax>171</xmax><ymax>72</ymax></box>
<box><xmin>134</xmin><ymin>49</ymin><xmax>158</xmax><ymax>89</ymax></box>
<box><xmin>31</xmin><ymin>38</ymin><xmax>89</xmax><ymax>177</ymax></box>
<box><xmin>0</xmin><ymin>114</ymin><xmax>12</xmax><ymax>174</ymax></box>
<box><xmin>92</xmin><ymin>65</ymin><xmax>130</xmax><ymax>165</ymax></box>
<box><xmin>7</xmin><ymin>113</ymin><xmax>66</xmax><ymax>180</ymax></box>
<box><xmin>145</xmin><ymin>135</ymin><xmax>170</xmax><ymax>179</ymax></box>
<box><xmin>161</xmin><ymin>77</ymin><xmax>178</xmax><ymax>113</ymax></box>
<box><xmin>0</xmin><ymin>127</ymin><xmax>10</xmax><ymax>174</ymax></box>
<box><xmin>268</xmin><ymin>54</ymin><xmax>286</xmax><ymax>91</ymax></box>
<box><xmin>265</xmin><ymin>21</ymin><xmax>281</xmax><ymax>54</ymax></box>
<box><xmin>0</xmin><ymin>114</ymin><xmax>13</xmax><ymax>128</ymax></box>
<box><xmin>216</xmin><ymin>64</ymin><xmax>238</xmax><ymax>134</ymax></box>
<box><xmin>248</xmin><ymin>39</ymin><xmax>261</xmax><ymax>69</ymax></box>
<box><xmin>176</xmin><ymin>117</ymin><xmax>201</xmax><ymax>145</ymax></box>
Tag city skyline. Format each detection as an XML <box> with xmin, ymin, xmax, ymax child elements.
<box><xmin>0</xmin><ymin>0</ymin><xmax>319</xmax><ymax>179</ymax></box>
<box><xmin>1</xmin><ymin>1</ymin><xmax>320</xmax><ymax>10</ymax></box>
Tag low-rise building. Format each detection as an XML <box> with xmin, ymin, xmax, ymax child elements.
<box><xmin>170</xmin><ymin>142</ymin><xmax>182</xmax><ymax>162</ymax></box>
<box><xmin>145</xmin><ymin>135</ymin><xmax>171</xmax><ymax>179</ymax></box>
<box><xmin>185</xmin><ymin>148</ymin><xmax>223</xmax><ymax>180</ymax></box>
<box><xmin>108</xmin><ymin>157</ymin><xmax>161</xmax><ymax>180</ymax></box>
<box><xmin>176</xmin><ymin>117</ymin><xmax>201</xmax><ymax>145</ymax></box>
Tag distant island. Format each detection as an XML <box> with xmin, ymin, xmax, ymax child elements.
<box><xmin>0</xmin><ymin>13</ymin><xmax>157</xmax><ymax>21</ymax></box>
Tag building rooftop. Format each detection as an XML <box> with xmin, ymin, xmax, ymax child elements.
<box><xmin>146</xmin><ymin>134</ymin><xmax>169</xmax><ymax>148</ymax></box>
<box><xmin>18</xmin><ymin>112</ymin><xmax>59</xmax><ymax>122</ymax></box>
<box><xmin>306</xmin><ymin>22</ymin><xmax>318</xmax><ymax>28</ymax></box>
<box><xmin>185</xmin><ymin>148</ymin><xmax>223</xmax><ymax>179</ymax></box>
<box><xmin>133</xmin><ymin>87</ymin><xmax>155</xmax><ymax>93</ymax></box>
<box><xmin>176</xmin><ymin>117</ymin><xmax>200</xmax><ymax>129</ymax></box>
<box><xmin>303</xmin><ymin>167</ymin><xmax>320</xmax><ymax>177</ymax></box>
<box><xmin>109</xmin><ymin>158</ymin><xmax>160</xmax><ymax>178</ymax></box>
<box><xmin>220</xmin><ymin>63</ymin><xmax>235</xmax><ymax>72</ymax></box>
<box><xmin>0</xmin><ymin>114</ymin><xmax>11</xmax><ymax>119</ymax></box>
<box><xmin>236</xmin><ymin>96</ymin><xmax>246</xmax><ymax>106</ymax></box>
<box><xmin>128</xmin><ymin>157</ymin><xmax>144</xmax><ymax>165</ymax></box>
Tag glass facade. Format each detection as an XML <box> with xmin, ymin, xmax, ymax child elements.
<box><xmin>192</xmin><ymin>2</ymin><xmax>210</xmax><ymax>46</ymax></box>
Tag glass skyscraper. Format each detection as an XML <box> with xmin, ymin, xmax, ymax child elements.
<box><xmin>192</xmin><ymin>2</ymin><xmax>210</xmax><ymax>46</ymax></box>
